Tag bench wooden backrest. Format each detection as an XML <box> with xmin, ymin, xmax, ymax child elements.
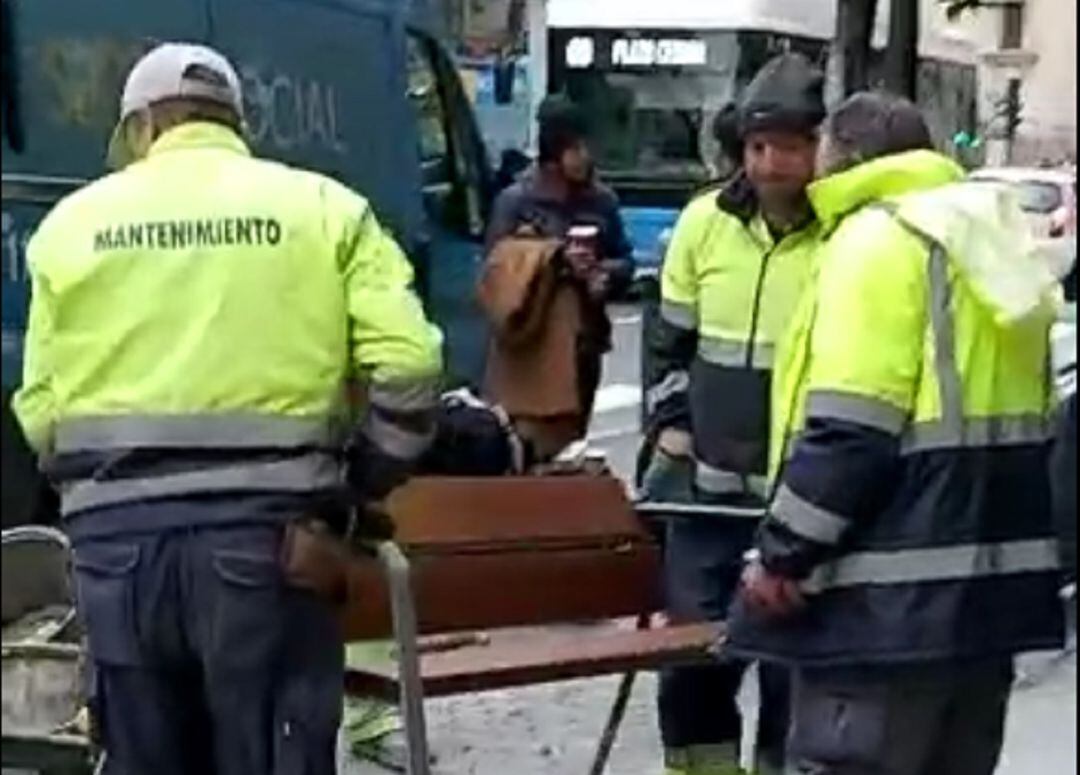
<box><xmin>341</xmin><ymin>476</ymin><xmax>662</xmax><ymax>641</ymax></box>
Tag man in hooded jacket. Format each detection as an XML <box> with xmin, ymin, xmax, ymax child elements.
<box><xmin>730</xmin><ymin>92</ymin><xmax>1064</xmax><ymax>775</ymax></box>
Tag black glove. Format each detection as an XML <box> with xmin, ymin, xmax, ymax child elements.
<box><xmin>347</xmin><ymin>502</ymin><xmax>396</xmax><ymax>545</ymax></box>
<box><xmin>345</xmin><ymin>433</ymin><xmax>415</xmax><ymax>503</ymax></box>
<box><xmin>305</xmin><ymin>492</ymin><xmax>394</xmax><ymax>543</ymax></box>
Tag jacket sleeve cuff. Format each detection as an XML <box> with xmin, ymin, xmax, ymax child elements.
<box><xmin>346</xmin><ymin>432</ymin><xmax>421</xmax><ymax>502</ymax></box>
<box><xmin>757</xmin><ymin>512</ymin><xmax>834</xmax><ymax>580</ymax></box>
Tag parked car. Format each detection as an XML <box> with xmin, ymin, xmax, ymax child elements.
<box><xmin>969</xmin><ymin>166</ymin><xmax>1076</xmax><ymax>240</ymax></box>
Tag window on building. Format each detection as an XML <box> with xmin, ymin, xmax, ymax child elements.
<box><xmin>1001</xmin><ymin>2</ymin><xmax>1024</xmax><ymax>49</ymax></box>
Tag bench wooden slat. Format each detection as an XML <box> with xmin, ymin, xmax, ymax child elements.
<box><xmin>344</xmin><ymin>622</ymin><xmax>721</xmax><ymax>700</ymax></box>
<box><xmin>342</xmin><ymin>544</ymin><xmax>662</xmax><ymax>641</ymax></box>
<box><xmin>384</xmin><ymin>476</ymin><xmax>644</xmax><ymax>546</ymax></box>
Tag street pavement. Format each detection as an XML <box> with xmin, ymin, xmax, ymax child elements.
<box><xmin>341</xmin><ymin>303</ymin><xmax>1076</xmax><ymax>774</ymax></box>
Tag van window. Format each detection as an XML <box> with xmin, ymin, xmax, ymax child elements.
<box><xmin>405</xmin><ymin>33</ymin><xmax>486</xmax><ymax>238</ymax></box>
<box><xmin>407</xmin><ymin>35</ymin><xmax>452</xmax><ymax>189</ymax></box>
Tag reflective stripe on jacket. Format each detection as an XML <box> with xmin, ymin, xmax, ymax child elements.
<box><xmin>13</xmin><ymin>123</ymin><xmax>443</xmax><ymax>516</ymax></box>
<box><xmin>646</xmin><ymin>173</ymin><xmax>820</xmax><ymax>498</ymax></box>
<box><xmin>729</xmin><ymin>150</ymin><xmax>1064</xmax><ymax>666</ymax></box>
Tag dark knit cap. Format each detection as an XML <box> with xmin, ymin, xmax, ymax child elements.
<box><xmin>537</xmin><ymin>95</ymin><xmax>589</xmax><ymax>163</ymax></box>
<box><xmin>738</xmin><ymin>53</ymin><xmax>825</xmax><ymax>138</ymax></box>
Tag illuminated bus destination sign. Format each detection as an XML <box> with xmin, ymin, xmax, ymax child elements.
<box><xmin>566</xmin><ymin>36</ymin><xmax>596</xmax><ymax>69</ymax></box>
<box><xmin>610</xmin><ymin>38</ymin><xmax>707</xmax><ymax>67</ymax></box>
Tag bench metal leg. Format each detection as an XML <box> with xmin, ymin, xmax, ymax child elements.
<box><xmin>376</xmin><ymin>541</ymin><xmax>431</xmax><ymax>775</ymax></box>
<box><xmin>587</xmin><ymin>614</ymin><xmax>651</xmax><ymax>775</ymax></box>
<box><xmin>588</xmin><ymin>670</ymin><xmax>637</xmax><ymax>775</ymax></box>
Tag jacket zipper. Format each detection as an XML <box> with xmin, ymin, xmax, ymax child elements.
<box><xmin>745</xmin><ymin>243</ymin><xmax>777</xmax><ymax>369</ymax></box>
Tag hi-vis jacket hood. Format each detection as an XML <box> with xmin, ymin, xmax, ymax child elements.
<box><xmin>811</xmin><ymin>150</ymin><xmax>1060</xmax><ymax>326</ymax></box>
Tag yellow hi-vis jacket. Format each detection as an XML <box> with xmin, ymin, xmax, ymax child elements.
<box><xmin>14</xmin><ymin>122</ymin><xmax>443</xmax><ymax>518</ymax></box>
<box><xmin>729</xmin><ymin>150</ymin><xmax>1064</xmax><ymax>666</ymax></box>
<box><xmin>646</xmin><ymin>173</ymin><xmax>821</xmax><ymax>499</ymax></box>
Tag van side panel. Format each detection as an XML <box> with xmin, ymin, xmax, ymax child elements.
<box><xmin>1</xmin><ymin>0</ymin><xmax>491</xmax><ymax>526</ymax></box>
<box><xmin>2</xmin><ymin>0</ymin><xmax>211</xmax><ymax>527</ymax></box>
<box><xmin>3</xmin><ymin>0</ymin><xmax>212</xmax><ymax>180</ymax></box>
<box><xmin>207</xmin><ymin>0</ymin><xmax>425</xmax><ymax>241</ymax></box>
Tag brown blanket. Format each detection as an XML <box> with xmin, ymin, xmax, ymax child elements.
<box><xmin>477</xmin><ymin>237</ymin><xmax>586</xmax><ymax>455</ymax></box>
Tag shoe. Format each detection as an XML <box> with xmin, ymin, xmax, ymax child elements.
<box><xmin>664</xmin><ymin>743</ymin><xmax>746</xmax><ymax>775</ymax></box>
<box><xmin>350</xmin><ymin>729</ymin><xmax>409</xmax><ymax>772</ymax></box>
<box><xmin>343</xmin><ymin>697</ymin><xmax>405</xmax><ymax>771</ymax></box>
<box><xmin>343</xmin><ymin>697</ymin><xmax>436</xmax><ymax>772</ymax></box>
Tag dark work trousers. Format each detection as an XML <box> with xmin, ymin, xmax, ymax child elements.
<box><xmin>658</xmin><ymin>493</ymin><xmax>791</xmax><ymax>771</ymax></box>
<box><xmin>71</xmin><ymin>521</ymin><xmax>343</xmax><ymax>775</ymax></box>
<box><xmin>1051</xmin><ymin>393</ymin><xmax>1077</xmax><ymax>585</ymax></box>
<box><xmin>788</xmin><ymin>659</ymin><xmax>1014</xmax><ymax>775</ymax></box>
<box><xmin>577</xmin><ymin>343</ymin><xmax>604</xmax><ymax>424</ymax></box>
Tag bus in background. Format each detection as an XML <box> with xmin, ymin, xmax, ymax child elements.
<box><xmin>546</xmin><ymin>0</ymin><xmax>982</xmax><ymax>297</ymax></box>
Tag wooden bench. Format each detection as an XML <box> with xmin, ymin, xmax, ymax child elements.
<box><xmin>340</xmin><ymin>476</ymin><xmax>725</xmax><ymax>775</ymax></box>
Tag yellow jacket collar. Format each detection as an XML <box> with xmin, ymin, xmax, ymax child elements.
<box><xmin>809</xmin><ymin>150</ymin><xmax>964</xmax><ymax>234</ymax></box>
<box><xmin>147</xmin><ymin>122</ymin><xmax>251</xmax><ymax>159</ymax></box>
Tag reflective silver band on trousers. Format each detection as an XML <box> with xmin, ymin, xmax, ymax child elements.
<box><xmin>55</xmin><ymin>413</ymin><xmax>343</xmax><ymax>453</ymax></box>
<box><xmin>698</xmin><ymin>336</ymin><xmax>775</xmax><ymax>370</ymax></box>
<box><xmin>803</xmin><ymin>538</ymin><xmax>1060</xmax><ymax>592</ymax></box>
<box><xmin>59</xmin><ymin>452</ymin><xmax>343</xmax><ymax>516</ymax></box>
<box><xmin>664</xmin><ymin>744</ymin><xmax>739</xmax><ymax>770</ymax></box>
<box><xmin>695</xmin><ymin>461</ymin><xmax>768</xmax><ymax>501</ymax></box>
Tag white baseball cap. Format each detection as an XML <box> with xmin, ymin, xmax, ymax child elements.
<box><xmin>107</xmin><ymin>42</ymin><xmax>244</xmax><ymax>169</ymax></box>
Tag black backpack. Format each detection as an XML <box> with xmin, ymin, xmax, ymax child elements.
<box><xmin>418</xmin><ymin>390</ymin><xmax>531</xmax><ymax>477</ymax></box>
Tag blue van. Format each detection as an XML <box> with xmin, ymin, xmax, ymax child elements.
<box><xmin>1</xmin><ymin>0</ymin><xmax>494</xmax><ymax>527</ymax></box>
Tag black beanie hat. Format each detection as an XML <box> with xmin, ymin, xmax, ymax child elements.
<box><xmin>537</xmin><ymin>95</ymin><xmax>589</xmax><ymax>163</ymax></box>
<box><xmin>738</xmin><ymin>52</ymin><xmax>825</xmax><ymax>138</ymax></box>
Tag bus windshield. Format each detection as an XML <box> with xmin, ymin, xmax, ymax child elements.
<box><xmin>549</xmin><ymin>29</ymin><xmax>829</xmax><ymax>185</ymax></box>
<box><xmin>550</xmin><ymin>27</ymin><xmax>978</xmax><ymax>188</ymax></box>
<box><xmin>567</xmin><ymin>68</ymin><xmax>717</xmax><ymax>180</ymax></box>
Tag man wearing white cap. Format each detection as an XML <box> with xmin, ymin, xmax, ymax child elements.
<box><xmin>13</xmin><ymin>42</ymin><xmax>444</xmax><ymax>774</ymax></box>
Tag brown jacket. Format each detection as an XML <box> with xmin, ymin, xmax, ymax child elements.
<box><xmin>477</xmin><ymin>236</ymin><xmax>583</xmax><ymax>421</ymax></box>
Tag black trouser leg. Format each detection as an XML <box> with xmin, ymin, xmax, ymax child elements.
<box><xmin>659</xmin><ymin>517</ymin><xmax>760</xmax><ymax>762</ymax></box>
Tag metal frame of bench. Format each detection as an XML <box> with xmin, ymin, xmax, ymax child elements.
<box><xmin>349</xmin><ymin>488</ymin><xmax>763</xmax><ymax>775</ymax></box>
